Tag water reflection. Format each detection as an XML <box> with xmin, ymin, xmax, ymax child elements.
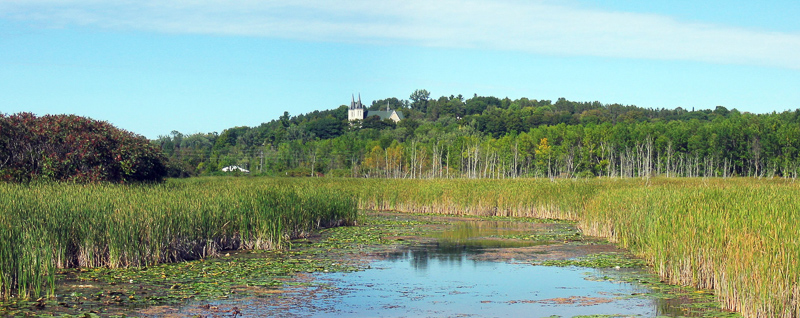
<box><xmin>436</xmin><ymin>221</ymin><xmax>538</xmax><ymax>241</ymax></box>
<box><xmin>381</xmin><ymin>220</ymin><xmax>551</xmax><ymax>270</ymax></box>
<box><xmin>286</xmin><ymin>220</ymin><xmax>665</xmax><ymax>317</ymax></box>
<box><xmin>307</xmin><ymin>248</ymin><xmax>658</xmax><ymax>317</ymax></box>
<box><xmin>170</xmin><ymin>218</ymin><xmax>732</xmax><ymax>318</ymax></box>
<box><xmin>382</xmin><ymin>243</ymin><xmax>469</xmax><ymax>270</ymax></box>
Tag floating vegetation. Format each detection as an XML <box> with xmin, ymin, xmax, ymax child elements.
<box><xmin>5</xmin><ymin>211</ymin><xmax>743</xmax><ymax>317</ymax></box>
<box><xmin>303</xmin><ymin>178</ymin><xmax>791</xmax><ymax>318</ymax></box>
<box><xmin>1</xmin><ymin>213</ymin><xmax>387</xmax><ymax>316</ymax></box>
<box><xmin>0</xmin><ymin>178</ymin><xmax>357</xmax><ymax>300</ymax></box>
<box><xmin>535</xmin><ymin>254</ymin><xmax>740</xmax><ymax>318</ymax></box>
<box><xmin>536</xmin><ymin>253</ymin><xmax>647</xmax><ymax>269</ymax></box>
<box><xmin>3</xmin><ymin>176</ymin><xmax>793</xmax><ymax>317</ymax></box>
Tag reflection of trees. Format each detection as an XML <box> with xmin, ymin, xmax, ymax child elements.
<box><xmin>436</xmin><ymin>221</ymin><xmax>544</xmax><ymax>249</ymax></box>
<box><xmin>383</xmin><ymin>242</ymin><xmax>471</xmax><ymax>270</ymax></box>
<box><xmin>380</xmin><ymin>220</ymin><xmax>546</xmax><ymax>270</ymax></box>
<box><xmin>436</xmin><ymin>221</ymin><xmax>537</xmax><ymax>242</ymax></box>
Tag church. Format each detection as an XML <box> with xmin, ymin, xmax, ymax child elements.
<box><xmin>348</xmin><ymin>94</ymin><xmax>404</xmax><ymax>123</ymax></box>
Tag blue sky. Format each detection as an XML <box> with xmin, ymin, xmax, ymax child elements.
<box><xmin>1</xmin><ymin>0</ymin><xmax>799</xmax><ymax>139</ymax></box>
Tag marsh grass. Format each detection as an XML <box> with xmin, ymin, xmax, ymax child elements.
<box><xmin>307</xmin><ymin>177</ymin><xmax>796</xmax><ymax>318</ymax></box>
<box><xmin>578</xmin><ymin>178</ymin><xmax>800</xmax><ymax>318</ymax></box>
<box><xmin>305</xmin><ymin>178</ymin><xmax>600</xmax><ymax>219</ymax></box>
<box><xmin>0</xmin><ymin>177</ymin><xmax>356</xmax><ymax>299</ymax></box>
<box><xmin>3</xmin><ymin>176</ymin><xmax>795</xmax><ymax>317</ymax></box>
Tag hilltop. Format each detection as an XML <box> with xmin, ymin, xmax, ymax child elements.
<box><xmin>153</xmin><ymin>89</ymin><xmax>800</xmax><ymax>179</ymax></box>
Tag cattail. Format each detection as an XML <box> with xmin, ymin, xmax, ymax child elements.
<box><xmin>0</xmin><ymin>178</ymin><xmax>357</xmax><ymax>299</ymax></box>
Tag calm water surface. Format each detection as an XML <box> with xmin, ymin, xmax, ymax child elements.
<box><xmin>300</xmin><ymin>247</ymin><xmax>655</xmax><ymax>317</ymax></box>
<box><xmin>171</xmin><ymin>219</ymin><xmax>702</xmax><ymax>317</ymax></box>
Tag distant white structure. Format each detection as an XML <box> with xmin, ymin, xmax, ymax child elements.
<box><xmin>222</xmin><ymin>165</ymin><xmax>250</xmax><ymax>173</ymax></box>
<box><xmin>348</xmin><ymin>94</ymin><xmax>404</xmax><ymax>123</ymax></box>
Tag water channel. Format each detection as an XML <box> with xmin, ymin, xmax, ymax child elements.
<box><xmin>165</xmin><ymin>215</ymin><xmax>734</xmax><ymax>318</ymax></box>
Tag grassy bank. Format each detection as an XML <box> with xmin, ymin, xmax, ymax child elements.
<box><xmin>301</xmin><ymin>177</ymin><xmax>796</xmax><ymax>318</ymax></box>
<box><xmin>0</xmin><ymin>178</ymin><xmax>357</xmax><ymax>299</ymax></box>
<box><xmin>579</xmin><ymin>179</ymin><xmax>799</xmax><ymax>318</ymax></box>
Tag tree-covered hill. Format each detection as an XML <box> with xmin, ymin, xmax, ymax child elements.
<box><xmin>153</xmin><ymin>89</ymin><xmax>800</xmax><ymax>179</ymax></box>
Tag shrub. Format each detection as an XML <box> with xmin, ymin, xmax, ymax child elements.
<box><xmin>284</xmin><ymin>167</ymin><xmax>313</xmax><ymax>177</ymax></box>
<box><xmin>0</xmin><ymin>113</ymin><xmax>167</xmax><ymax>183</ymax></box>
<box><xmin>326</xmin><ymin>169</ymin><xmax>353</xmax><ymax>177</ymax></box>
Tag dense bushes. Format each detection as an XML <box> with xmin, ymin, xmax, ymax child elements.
<box><xmin>0</xmin><ymin>113</ymin><xmax>167</xmax><ymax>183</ymax></box>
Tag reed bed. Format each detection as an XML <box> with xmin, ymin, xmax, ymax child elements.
<box><xmin>4</xmin><ymin>176</ymin><xmax>795</xmax><ymax>317</ymax></box>
<box><xmin>579</xmin><ymin>178</ymin><xmax>800</xmax><ymax>318</ymax></box>
<box><xmin>0</xmin><ymin>177</ymin><xmax>357</xmax><ymax>299</ymax></box>
<box><xmin>305</xmin><ymin>178</ymin><xmax>601</xmax><ymax>220</ymax></box>
<box><xmin>308</xmin><ymin>177</ymin><xmax>797</xmax><ymax>318</ymax></box>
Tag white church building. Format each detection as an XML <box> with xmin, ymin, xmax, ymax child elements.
<box><xmin>348</xmin><ymin>94</ymin><xmax>404</xmax><ymax>123</ymax></box>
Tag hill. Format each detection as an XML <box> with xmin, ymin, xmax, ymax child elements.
<box><xmin>153</xmin><ymin>90</ymin><xmax>800</xmax><ymax>179</ymax></box>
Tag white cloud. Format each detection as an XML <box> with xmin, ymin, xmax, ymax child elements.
<box><xmin>2</xmin><ymin>0</ymin><xmax>799</xmax><ymax>69</ymax></box>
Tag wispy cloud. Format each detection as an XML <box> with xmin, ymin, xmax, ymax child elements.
<box><xmin>2</xmin><ymin>0</ymin><xmax>799</xmax><ymax>69</ymax></box>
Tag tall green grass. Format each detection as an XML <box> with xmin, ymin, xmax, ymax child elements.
<box><xmin>305</xmin><ymin>178</ymin><xmax>602</xmax><ymax>220</ymax></box>
<box><xmin>0</xmin><ymin>177</ymin><xmax>356</xmax><ymax>299</ymax></box>
<box><xmin>4</xmin><ymin>176</ymin><xmax>795</xmax><ymax>317</ymax></box>
<box><xmin>307</xmin><ymin>177</ymin><xmax>797</xmax><ymax>318</ymax></box>
<box><xmin>578</xmin><ymin>178</ymin><xmax>800</xmax><ymax>318</ymax></box>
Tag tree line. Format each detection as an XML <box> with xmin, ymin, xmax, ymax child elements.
<box><xmin>153</xmin><ymin>89</ymin><xmax>800</xmax><ymax>179</ymax></box>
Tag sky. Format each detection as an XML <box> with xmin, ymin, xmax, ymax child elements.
<box><xmin>1</xmin><ymin>0</ymin><xmax>799</xmax><ymax>139</ymax></box>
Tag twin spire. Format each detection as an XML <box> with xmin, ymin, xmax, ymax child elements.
<box><xmin>350</xmin><ymin>93</ymin><xmax>392</xmax><ymax>111</ymax></box>
<box><xmin>348</xmin><ymin>93</ymin><xmax>403</xmax><ymax>122</ymax></box>
<box><xmin>350</xmin><ymin>93</ymin><xmax>363</xmax><ymax>110</ymax></box>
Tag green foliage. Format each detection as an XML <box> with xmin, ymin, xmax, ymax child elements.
<box><xmin>361</xmin><ymin>115</ymin><xmax>396</xmax><ymax>130</ymax></box>
<box><xmin>306</xmin><ymin>116</ymin><xmax>345</xmax><ymax>139</ymax></box>
<box><xmin>284</xmin><ymin>167</ymin><xmax>313</xmax><ymax>177</ymax></box>
<box><xmin>0</xmin><ymin>113</ymin><xmax>167</xmax><ymax>183</ymax></box>
<box><xmin>537</xmin><ymin>253</ymin><xmax>647</xmax><ymax>268</ymax></box>
<box><xmin>326</xmin><ymin>168</ymin><xmax>352</xmax><ymax>177</ymax></box>
<box><xmin>370</xmin><ymin>97</ymin><xmax>407</xmax><ymax>111</ymax></box>
<box><xmin>153</xmin><ymin>91</ymin><xmax>800</xmax><ymax>180</ymax></box>
<box><xmin>409</xmin><ymin>89</ymin><xmax>430</xmax><ymax>112</ymax></box>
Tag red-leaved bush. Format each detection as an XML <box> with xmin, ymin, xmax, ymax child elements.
<box><xmin>0</xmin><ymin>113</ymin><xmax>167</xmax><ymax>183</ymax></box>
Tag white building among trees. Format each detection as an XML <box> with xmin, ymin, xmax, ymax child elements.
<box><xmin>348</xmin><ymin>94</ymin><xmax>404</xmax><ymax>123</ymax></box>
<box><xmin>221</xmin><ymin>165</ymin><xmax>249</xmax><ymax>173</ymax></box>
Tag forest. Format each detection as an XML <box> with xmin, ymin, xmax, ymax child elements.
<box><xmin>153</xmin><ymin>89</ymin><xmax>800</xmax><ymax>179</ymax></box>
